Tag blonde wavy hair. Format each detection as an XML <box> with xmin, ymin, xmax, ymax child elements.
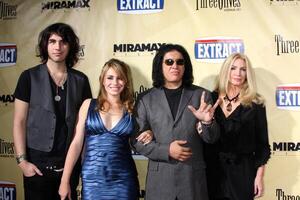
<box><xmin>214</xmin><ymin>53</ymin><xmax>264</xmax><ymax>106</ymax></box>
<box><xmin>96</xmin><ymin>58</ymin><xmax>134</xmax><ymax>113</ymax></box>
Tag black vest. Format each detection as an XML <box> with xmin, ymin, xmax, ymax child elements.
<box><xmin>26</xmin><ymin>64</ymin><xmax>88</xmax><ymax>152</ymax></box>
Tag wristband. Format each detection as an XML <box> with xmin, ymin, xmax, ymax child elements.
<box><xmin>16</xmin><ymin>154</ymin><xmax>27</xmax><ymax>164</ymax></box>
<box><xmin>201</xmin><ymin>118</ymin><xmax>214</xmax><ymax>126</ymax></box>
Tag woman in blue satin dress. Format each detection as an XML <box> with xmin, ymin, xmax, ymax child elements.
<box><xmin>59</xmin><ymin>58</ymin><xmax>153</xmax><ymax>200</ymax></box>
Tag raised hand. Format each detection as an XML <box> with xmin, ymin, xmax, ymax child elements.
<box><xmin>188</xmin><ymin>91</ymin><xmax>219</xmax><ymax>123</ymax></box>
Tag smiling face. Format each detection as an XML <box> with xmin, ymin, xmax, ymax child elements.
<box><xmin>47</xmin><ymin>33</ymin><xmax>69</xmax><ymax>64</ymax></box>
<box><xmin>162</xmin><ymin>50</ymin><xmax>185</xmax><ymax>89</ymax></box>
<box><xmin>102</xmin><ymin>67</ymin><xmax>125</xmax><ymax>98</ymax></box>
<box><xmin>229</xmin><ymin>58</ymin><xmax>247</xmax><ymax>88</ymax></box>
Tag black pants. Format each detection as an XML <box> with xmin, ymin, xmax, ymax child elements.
<box><xmin>23</xmin><ymin>170</ymin><xmax>79</xmax><ymax>200</ymax></box>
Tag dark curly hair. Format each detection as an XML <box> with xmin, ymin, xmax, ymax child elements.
<box><xmin>152</xmin><ymin>44</ymin><xmax>194</xmax><ymax>88</ymax></box>
<box><xmin>36</xmin><ymin>23</ymin><xmax>80</xmax><ymax>68</ymax></box>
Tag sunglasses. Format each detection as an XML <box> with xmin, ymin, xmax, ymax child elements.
<box><xmin>164</xmin><ymin>59</ymin><xmax>185</xmax><ymax>66</ymax></box>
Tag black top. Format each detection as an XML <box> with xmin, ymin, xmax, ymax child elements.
<box><xmin>14</xmin><ymin>69</ymin><xmax>92</xmax><ymax>166</ymax></box>
<box><xmin>205</xmin><ymin>91</ymin><xmax>271</xmax><ymax>200</ymax></box>
<box><xmin>211</xmin><ymin>91</ymin><xmax>270</xmax><ymax>166</ymax></box>
<box><xmin>163</xmin><ymin>86</ymin><xmax>183</xmax><ymax>119</ymax></box>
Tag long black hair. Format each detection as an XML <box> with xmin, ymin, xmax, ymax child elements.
<box><xmin>37</xmin><ymin>23</ymin><xmax>80</xmax><ymax>68</ymax></box>
<box><xmin>152</xmin><ymin>44</ymin><xmax>194</xmax><ymax>88</ymax></box>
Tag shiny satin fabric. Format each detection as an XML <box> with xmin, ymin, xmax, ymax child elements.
<box><xmin>81</xmin><ymin>99</ymin><xmax>139</xmax><ymax>200</ymax></box>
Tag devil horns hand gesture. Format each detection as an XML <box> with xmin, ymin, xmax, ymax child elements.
<box><xmin>188</xmin><ymin>91</ymin><xmax>219</xmax><ymax>123</ymax></box>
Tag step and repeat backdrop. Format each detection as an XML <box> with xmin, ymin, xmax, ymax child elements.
<box><xmin>1</xmin><ymin>0</ymin><xmax>300</xmax><ymax>199</ymax></box>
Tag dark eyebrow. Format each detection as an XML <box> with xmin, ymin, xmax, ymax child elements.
<box><xmin>48</xmin><ymin>38</ymin><xmax>66</xmax><ymax>43</ymax></box>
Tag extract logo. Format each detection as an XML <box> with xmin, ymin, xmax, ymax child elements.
<box><xmin>117</xmin><ymin>0</ymin><xmax>164</xmax><ymax>14</ymax></box>
<box><xmin>194</xmin><ymin>37</ymin><xmax>244</xmax><ymax>63</ymax></box>
<box><xmin>276</xmin><ymin>84</ymin><xmax>300</xmax><ymax>111</ymax></box>
<box><xmin>0</xmin><ymin>43</ymin><xmax>17</xmax><ymax>68</ymax></box>
<box><xmin>0</xmin><ymin>181</ymin><xmax>16</xmax><ymax>200</ymax></box>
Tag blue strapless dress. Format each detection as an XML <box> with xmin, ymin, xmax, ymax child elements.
<box><xmin>81</xmin><ymin>99</ymin><xmax>139</xmax><ymax>200</ymax></box>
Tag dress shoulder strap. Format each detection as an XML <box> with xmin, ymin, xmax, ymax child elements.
<box><xmin>88</xmin><ymin>99</ymin><xmax>97</xmax><ymax>112</ymax></box>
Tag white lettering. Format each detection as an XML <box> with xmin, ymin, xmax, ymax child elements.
<box><xmin>119</xmin><ymin>0</ymin><xmax>161</xmax><ymax>11</ymax></box>
<box><xmin>235</xmin><ymin>43</ymin><xmax>242</xmax><ymax>52</ymax></box>
<box><xmin>279</xmin><ymin>91</ymin><xmax>286</xmax><ymax>106</ymax></box>
<box><xmin>0</xmin><ymin>187</ymin><xmax>14</xmax><ymax>200</ymax></box>
<box><xmin>120</xmin><ymin>0</ymin><xmax>131</xmax><ymax>9</ymax></box>
<box><xmin>144</xmin><ymin>0</ymin><xmax>149</xmax><ymax>9</ymax></box>
<box><xmin>0</xmin><ymin>48</ymin><xmax>15</xmax><ymax>63</ymax></box>
<box><xmin>209</xmin><ymin>43</ymin><xmax>216</xmax><ymax>58</ymax></box>
<box><xmin>156</xmin><ymin>0</ymin><xmax>161</xmax><ymax>8</ymax></box>
<box><xmin>278</xmin><ymin>90</ymin><xmax>300</xmax><ymax>106</ymax></box>
<box><xmin>137</xmin><ymin>0</ymin><xmax>143</xmax><ymax>9</ymax></box>
<box><xmin>285</xmin><ymin>91</ymin><xmax>292</xmax><ymax>106</ymax></box>
<box><xmin>197</xmin><ymin>44</ymin><xmax>205</xmax><ymax>59</ymax></box>
<box><xmin>197</xmin><ymin>42</ymin><xmax>243</xmax><ymax>59</ymax></box>
<box><xmin>203</xmin><ymin>44</ymin><xmax>210</xmax><ymax>58</ymax></box>
<box><xmin>215</xmin><ymin>43</ymin><xmax>222</xmax><ymax>58</ymax></box>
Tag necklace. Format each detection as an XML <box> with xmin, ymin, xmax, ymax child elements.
<box><xmin>50</xmin><ymin>72</ymin><xmax>67</xmax><ymax>102</ymax></box>
<box><xmin>223</xmin><ymin>93</ymin><xmax>240</xmax><ymax>112</ymax></box>
<box><xmin>54</xmin><ymin>86</ymin><xmax>62</xmax><ymax>102</ymax></box>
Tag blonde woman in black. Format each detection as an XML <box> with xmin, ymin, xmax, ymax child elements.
<box><xmin>205</xmin><ymin>53</ymin><xmax>271</xmax><ymax>200</ymax></box>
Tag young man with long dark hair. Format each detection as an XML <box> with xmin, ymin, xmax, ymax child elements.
<box><xmin>13</xmin><ymin>23</ymin><xmax>92</xmax><ymax>200</ymax></box>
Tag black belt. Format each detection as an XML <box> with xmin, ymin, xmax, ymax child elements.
<box><xmin>44</xmin><ymin>165</ymin><xmax>64</xmax><ymax>172</ymax></box>
<box><xmin>37</xmin><ymin>163</ymin><xmax>64</xmax><ymax>172</ymax></box>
